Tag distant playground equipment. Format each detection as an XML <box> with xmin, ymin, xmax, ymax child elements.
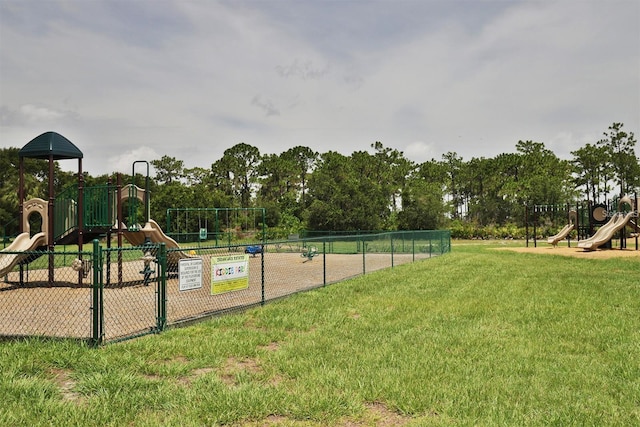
<box><xmin>526</xmin><ymin>194</ymin><xmax>638</xmax><ymax>251</ymax></box>
<box><xmin>300</xmin><ymin>246</ymin><xmax>318</xmax><ymax>262</ymax></box>
<box><xmin>0</xmin><ymin>197</ymin><xmax>48</xmax><ymax>278</ymax></box>
<box><xmin>70</xmin><ymin>257</ymin><xmax>92</xmax><ymax>278</ymax></box>
<box><xmin>577</xmin><ymin>194</ymin><xmax>638</xmax><ymax>251</ymax></box>
<box><xmin>244</xmin><ymin>245</ymin><xmax>264</xmax><ymax>257</ymax></box>
<box><xmin>526</xmin><ymin>203</ymin><xmax>578</xmax><ymax>248</ymax></box>
<box><xmin>0</xmin><ymin>132</ymin><xmax>197</xmax><ymax>287</ymax></box>
<box><xmin>114</xmin><ymin>163</ymin><xmax>196</xmax><ymax>278</ymax></box>
<box><xmin>139</xmin><ymin>249</ymin><xmax>156</xmax><ymax>286</ymax></box>
<box><xmin>547</xmin><ymin>210</ymin><xmax>577</xmax><ymax>247</ymax></box>
<box><xmin>165</xmin><ymin>207</ymin><xmax>266</xmax><ymax>246</ymax></box>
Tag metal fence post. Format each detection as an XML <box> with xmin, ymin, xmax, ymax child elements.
<box><xmin>157</xmin><ymin>243</ymin><xmax>167</xmax><ymax>332</ymax></box>
<box><xmin>390</xmin><ymin>234</ymin><xmax>394</xmax><ymax>268</ymax></box>
<box><xmin>362</xmin><ymin>236</ymin><xmax>366</xmax><ymax>274</ymax></box>
<box><xmin>322</xmin><ymin>240</ymin><xmax>326</xmax><ymax>286</ymax></box>
<box><xmin>91</xmin><ymin>239</ymin><xmax>103</xmax><ymax>347</ymax></box>
<box><xmin>412</xmin><ymin>232</ymin><xmax>415</xmax><ymax>262</ymax></box>
<box><xmin>261</xmin><ymin>243</ymin><xmax>265</xmax><ymax>305</ymax></box>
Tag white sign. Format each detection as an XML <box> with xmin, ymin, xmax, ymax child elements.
<box><xmin>179</xmin><ymin>258</ymin><xmax>203</xmax><ymax>291</ymax></box>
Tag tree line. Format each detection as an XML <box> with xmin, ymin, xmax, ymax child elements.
<box><xmin>1</xmin><ymin>122</ymin><xmax>638</xmax><ymax>239</ymax></box>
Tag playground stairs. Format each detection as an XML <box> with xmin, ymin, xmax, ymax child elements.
<box><xmin>55</xmin><ymin>226</ymin><xmax>112</xmax><ymax>246</ymax></box>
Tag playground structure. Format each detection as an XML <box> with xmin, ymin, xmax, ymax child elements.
<box><xmin>3</xmin><ymin>132</ymin><xmax>87</xmax><ymax>284</ymax></box>
<box><xmin>577</xmin><ymin>195</ymin><xmax>637</xmax><ymax>251</ymax></box>
<box><xmin>527</xmin><ymin>203</ymin><xmax>579</xmax><ymax>248</ymax></box>
<box><xmin>1</xmin><ymin>131</ymin><xmax>273</xmax><ymax>288</ymax></box>
<box><xmin>0</xmin><ymin>132</ymin><xmax>194</xmax><ymax>285</ymax></box>
<box><xmin>244</xmin><ymin>245</ymin><xmax>263</xmax><ymax>257</ymax></box>
<box><xmin>526</xmin><ymin>194</ymin><xmax>638</xmax><ymax>251</ymax></box>
<box><xmin>300</xmin><ymin>246</ymin><xmax>318</xmax><ymax>262</ymax></box>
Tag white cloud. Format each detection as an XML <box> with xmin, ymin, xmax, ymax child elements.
<box><xmin>107</xmin><ymin>146</ymin><xmax>160</xmax><ymax>176</ymax></box>
<box><xmin>404</xmin><ymin>141</ymin><xmax>437</xmax><ymax>163</ymax></box>
<box><xmin>19</xmin><ymin>104</ymin><xmax>66</xmax><ymax>122</ymax></box>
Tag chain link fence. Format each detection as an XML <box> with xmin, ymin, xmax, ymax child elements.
<box><xmin>1</xmin><ymin>230</ymin><xmax>450</xmax><ymax>345</ymax></box>
<box><xmin>0</xmin><ymin>247</ymin><xmax>95</xmax><ymax>341</ymax></box>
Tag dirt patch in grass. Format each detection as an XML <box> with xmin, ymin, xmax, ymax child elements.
<box><xmin>176</xmin><ymin>366</ymin><xmax>214</xmax><ymax>386</ymax></box>
<box><xmin>258</xmin><ymin>341</ymin><xmax>280</xmax><ymax>352</ymax></box>
<box><xmin>235</xmin><ymin>402</ymin><xmax>414</xmax><ymax>426</ymax></box>
<box><xmin>218</xmin><ymin>356</ymin><xmax>264</xmax><ymax>387</ymax></box>
<box><xmin>50</xmin><ymin>368</ymin><xmax>82</xmax><ymax>403</ymax></box>
<box><xmin>497</xmin><ymin>245</ymin><xmax>640</xmax><ymax>259</ymax></box>
<box><xmin>353</xmin><ymin>402</ymin><xmax>413</xmax><ymax>426</ymax></box>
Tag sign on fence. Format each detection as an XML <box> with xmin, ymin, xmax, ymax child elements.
<box><xmin>179</xmin><ymin>258</ymin><xmax>203</xmax><ymax>291</ymax></box>
<box><xmin>211</xmin><ymin>254</ymin><xmax>249</xmax><ymax>295</ymax></box>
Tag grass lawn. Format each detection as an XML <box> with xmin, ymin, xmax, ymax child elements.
<box><xmin>1</xmin><ymin>240</ymin><xmax>638</xmax><ymax>426</ymax></box>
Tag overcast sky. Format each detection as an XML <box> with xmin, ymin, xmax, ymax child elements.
<box><xmin>1</xmin><ymin>0</ymin><xmax>638</xmax><ymax>176</ymax></box>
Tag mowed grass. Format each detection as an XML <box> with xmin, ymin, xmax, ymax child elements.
<box><xmin>1</xmin><ymin>241</ymin><xmax>639</xmax><ymax>426</ymax></box>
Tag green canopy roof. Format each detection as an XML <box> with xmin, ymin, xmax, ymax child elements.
<box><xmin>19</xmin><ymin>131</ymin><xmax>83</xmax><ymax>160</ymax></box>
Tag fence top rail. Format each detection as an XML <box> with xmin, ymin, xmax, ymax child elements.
<box><xmin>97</xmin><ymin>229</ymin><xmax>450</xmax><ymax>253</ymax></box>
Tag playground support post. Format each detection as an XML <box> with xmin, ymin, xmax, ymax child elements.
<box><xmin>566</xmin><ymin>202</ymin><xmax>572</xmax><ymax>248</ymax></box>
<box><xmin>116</xmin><ymin>174</ymin><xmax>124</xmax><ymax>285</ymax></box>
<box><xmin>48</xmin><ymin>153</ymin><xmax>55</xmax><ymax>284</ymax></box>
<box><xmin>620</xmin><ymin>192</ymin><xmax>639</xmax><ymax>251</ymax></box>
<box><xmin>533</xmin><ymin>206</ymin><xmax>537</xmax><ymax>247</ymax></box>
<box><xmin>76</xmin><ymin>160</ymin><xmax>85</xmax><ymax>285</ymax></box>
<box><xmin>132</xmin><ymin>161</ymin><xmax>150</xmax><ymax>223</ymax></box>
<box><xmin>631</xmin><ymin>194</ymin><xmax>637</xmax><ymax>250</ymax></box>
<box><xmin>525</xmin><ymin>205</ymin><xmax>529</xmax><ymax>247</ymax></box>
